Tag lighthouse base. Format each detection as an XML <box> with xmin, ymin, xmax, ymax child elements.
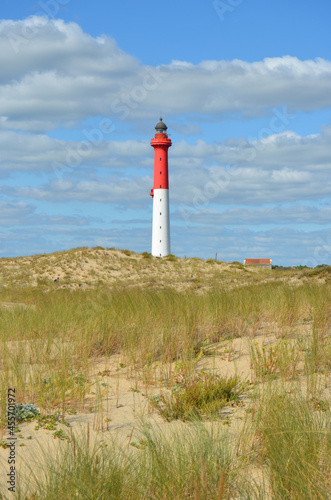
<box><xmin>152</xmin><ymin>189</ymin><xmax>170</xmax><ymax>257</ymax></box>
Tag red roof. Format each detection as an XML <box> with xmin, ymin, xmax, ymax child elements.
<box><xmin>244</xmin><ymin>259</ymin><xmax>272</xmax><ymax>264</ymax></box>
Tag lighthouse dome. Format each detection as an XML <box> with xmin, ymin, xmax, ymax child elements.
<box><xmin>155</xmin><ymin>117</ymin><xmax>167</xmax><ymax>132</ymax></box>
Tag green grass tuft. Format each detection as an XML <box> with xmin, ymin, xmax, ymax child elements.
<box><xmin>151</xmin><ymin>372</ymin><xmax>248</xmax><ymax>421</ymax></box>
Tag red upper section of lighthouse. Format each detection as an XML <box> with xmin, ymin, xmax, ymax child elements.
<box><xmin>150</xmin><ymin>118</ymin><xmax>172</xmax><ymax>197</ymax></box>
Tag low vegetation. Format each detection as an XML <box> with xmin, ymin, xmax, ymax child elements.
<box><xmin>0</xmin><ymin>247</ymin><xmax>330</xmax><ymax>498</ymax></box>
<box><xmin>151</xmin><ymin>373</ymin><xmax>248</xmax><ymax>421</ymax></box>
<box><xmin>254</xmin><ymin>388</ymin><xmax>331</xmax><ymax>499</ymax></box>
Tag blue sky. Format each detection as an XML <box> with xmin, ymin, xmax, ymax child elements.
<box><xmin>1</xmin><ymin>0</ymin><xmax>331</xmax><ymax>265</ymax></box>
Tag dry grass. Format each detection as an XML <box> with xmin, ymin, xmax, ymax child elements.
<box><xmin>1</xmin><ymin>246</ymin><xmax>326</xmax><ymax>292</ymax></box>
<box><xmin>0</xmin><ymin>247</ymin><xmax>330</xmax><ymax>499</ymax></box>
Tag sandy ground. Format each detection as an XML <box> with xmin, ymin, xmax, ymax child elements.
<box><xmin>0</xmin><ymin>337</ymin><xmax>255</xmax><ymax>498</ymax></box>
<box><xmin>1</xmin><ymin>246</ymin><xmax>325</xmax><ymax>293</ymax></box>
<box><xmin>0</xmin><ymin>249</ymin><xmax>329</xmax><ymax>497</ymax></box>
<box><xmin>2</xmin><ymin>325</ymin><xmax>329</xmax><ymax>498</ymax></box>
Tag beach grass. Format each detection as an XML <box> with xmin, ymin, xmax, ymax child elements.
<box><xmin>0</xmin><ymin>248</ymin><xmax>330</xmax><ymax>498</ymax></box>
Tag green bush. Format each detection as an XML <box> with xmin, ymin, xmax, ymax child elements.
<box><xmin>14</xmin><ymin>403</ymin><xmax>39</xmax><ymax>422</ymax></box>
<box><xmin>151</xmin><ymin>373</ymin><xmax>248</xmax><ymax>421</ymax></box>
<box><xmin>120</xmin><ymin>249</ymin><xmax>133</xmax><ymax>256</ymax></box>
<box><xmin>230</xmin><ymin>261</ymin><xmax>243</xmax><ymax>268</ymax></box>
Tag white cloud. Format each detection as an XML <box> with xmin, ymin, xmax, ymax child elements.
<box><xmin>1</xmin><ymin>125</ymin><xmax>331</xmax><ymax>207</ymax></box>
<box><xmin>0</xmin><ymin>17</ymin><xmax>330</xmax><ymax>264</ymax></box>
<box><xmin>0</xmin><ymin>131</ymin><xmax>150</xmax><ymax>172</ymax></box>
<box><xmin>2</xmin><ymin>124</ymin><xmax>331</xmax><ymax>176</ymax></box>
<box><xmin>0</xmin><ymin>200</ymin><xmax>97</xmax><ymax>226</ymax></box>
<box><xmin>2</xmin><ymin>176</ymin><xmax>152</xmax><ymax>207</ymax></box>
<box><xmin>1</xmin><ymin>18</ymin><xmax>331</xmax><ymax>131</ymax></box>
<box><xmin>171</xmin><ymin>225</ymin><xmax>331</xmax><ymax>266</ymax></box>
<box><xmin>174</xmin><ymin>205</ymin><xmax>331</xmax><ymax>226</ymax></box>
<box><xmin>0</xmin><ymin>17</ymin><xmax>140</xmax><ymax>131</ymax></box>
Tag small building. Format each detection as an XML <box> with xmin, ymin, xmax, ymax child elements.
<box><xmin>244</xmin><ymin>258</ymin><xmax>272</xmax><ymax>269</ymax></box>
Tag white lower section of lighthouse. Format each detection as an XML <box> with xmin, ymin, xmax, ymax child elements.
<box><xmin>152</xmin><ymin>189</ymin><xmax>170</xmax><ymax>257</ymax></box>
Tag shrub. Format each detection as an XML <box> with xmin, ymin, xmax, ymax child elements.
<box><xmin>14</xmin><ymin>403</ymin><xmax>39</xmax><ymax>422</ymax></box>
<box><xmin>151</xmin><ymin>373</ymin><xmax>248</xmax><ymax>421</ymax></box>
<box><xmin>120</xmin><ymin>249</ymin><xmax>133</xmax><ymax>256</ymax></box>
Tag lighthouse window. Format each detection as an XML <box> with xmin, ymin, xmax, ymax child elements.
<box><xmin>160</xmin><ymin>240</ymin><xmax>161</xmax><ymax>243</ymax></box>
<box><xmin>160</xmin><ymin>212</ymin><xmax>162</xmax><ymax>215</ymax></box>
<box><xmin>160</xmin><ymin>185</ymin><xmax>161</xmax><ymax>188</ymax></box>
<box><xmin>160</xmin><ymin>171</ymin><xmax>162</xmax><ymax>175</ymax></box>
<box><xmin>160</xmin><ymin>199</ymin><xmax>162</xmax><ymax>202</ymax></box>
<box><xmin>160</xmin><ymin>226</ymin><xmax>161</xmax><ymax>229</ymax></box>
<box><xmin>160</xmin><ymin>158</ymin><xmax>162</xmax><ymax>161</ymax></box>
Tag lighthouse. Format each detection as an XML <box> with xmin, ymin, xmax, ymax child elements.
<box><xmin>150</xmin><ymin>118</ymin><xmax>172</xmax><ymax>257</ymax></box>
